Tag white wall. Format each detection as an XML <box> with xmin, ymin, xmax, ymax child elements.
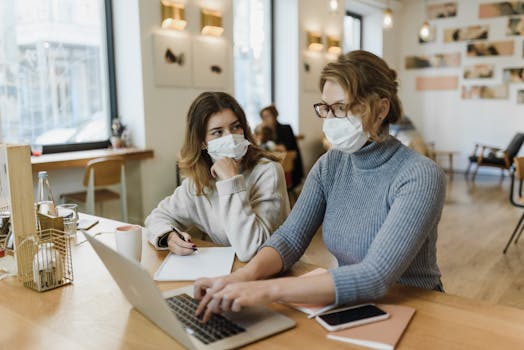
<box><xmin>296</xmin><ymin>0</ymin><xmax>344</xmax><ymax>172</ymax></box>
<box><xmin>114</xmin><ymin>0</ymin><xmax>233</xmax><ymax>221</ymax></box>
<box><xmin>393</xmin><ymin>0</ymin><xmax>524</xmax><ymax>172</ymax></box>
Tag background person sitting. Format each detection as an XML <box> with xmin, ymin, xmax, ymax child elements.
<box><xmin>259</xmin><ymin>105</ymin><xmax>304</xmax><ymax>190</ymax></box>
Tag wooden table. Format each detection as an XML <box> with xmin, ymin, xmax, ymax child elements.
<box><xmin>31</xmin><ymin>148</ymin><xmax>154</xmax><ymax>172</ymax></box>
<box><xmin>1</xmin><ymin>214</ymin><xmax>524</xmax><ymax>349</ymax></box>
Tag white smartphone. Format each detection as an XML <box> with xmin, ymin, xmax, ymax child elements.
<box><xmin>315</xmin><ymin>303</ymin><xmax>389</xmax><ymax>332</ymax></box>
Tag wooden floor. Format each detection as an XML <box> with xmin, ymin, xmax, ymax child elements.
<box><xmin>301</xmin><ymin>173</ymin><xmax>524</xmax><ymax>310</ymax></box>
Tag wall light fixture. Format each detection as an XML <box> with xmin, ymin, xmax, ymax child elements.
<box><xmin>307</xmin><ymin>32</ymin><xmax>323</xmax><ymax>52</ymax></box>
<box><xmin>161</xmin><ymin>1</ymin><xmax>186</xmax><ymax>31</ymax></box>
<box><xmin>201</xmin><ymin>9</ymin><xmax>223</xmax><ymax>36</ymax></box>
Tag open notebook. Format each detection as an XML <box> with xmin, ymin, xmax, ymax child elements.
<box><xmin>154</xmin><ymin>247</ymin><xmax>235</xmax><ymax>281</ymax></box>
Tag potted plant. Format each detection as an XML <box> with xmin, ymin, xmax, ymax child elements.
<box><xmin>110</xmin><ymin>118</ymin><xmax>127</xmax><ymax>148</ymax></box>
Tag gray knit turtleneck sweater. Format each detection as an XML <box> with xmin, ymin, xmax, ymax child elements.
<box><xmin>263</xmin><ymin>136</ymin><xmax>447</xmax><ymax>306</ymax></box>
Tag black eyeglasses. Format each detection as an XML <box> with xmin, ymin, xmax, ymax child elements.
<box><xmin>313</xmin><ymin>103</ymin><xmax>352</xmax><ymax>118</ymax></box>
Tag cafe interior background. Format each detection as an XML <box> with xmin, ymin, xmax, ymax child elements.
<box><xmin>1</xmin><ymin>0</ymin><xmax>524</xmax><ymax>308</ymax></box>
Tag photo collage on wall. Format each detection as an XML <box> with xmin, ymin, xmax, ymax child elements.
<box><xmin>405</xmin><ymin>1</ymin><xmax>524</xmax><ymax>102</ymax></box>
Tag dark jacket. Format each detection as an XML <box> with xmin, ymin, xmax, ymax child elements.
<box><xmin>275</xmin><ymin>123</ymin><xmax>304</xmax><ymax>189</ymax></box>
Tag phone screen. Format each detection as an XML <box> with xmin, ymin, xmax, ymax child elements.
<box><xmin>318</xmin><ymin>304</ymin><xmax>387</xmax><ymax>326</ymax></box>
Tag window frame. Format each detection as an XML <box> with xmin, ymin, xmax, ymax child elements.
<box><xmin>345</xmin><ymin>10</ymin><xmax>363</xmax><ymax>51</ymax></box>
<box><xmin>42</xmin><ymin>0</ymin><xmax>117</xmax><ymax>154</ymax></box>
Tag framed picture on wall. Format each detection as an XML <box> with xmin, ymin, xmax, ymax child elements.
<box><xmin>503</xmin><ymin>67</ymin><xmax>524</xmax><ymax>82</ymax></box>
<box><xmin>479</xmin><ymin>2</ymin><xmax>524</xmax><ymax>19</ymax></box>
<box><xmin>303</xmin><ymin>52</ymin><xmax>326</xmax><ymax>92</ymax></box>
<box><xmin>466</xmin><ymin>40</ymin><xmax>514</xmax><ymax>57</ymax></box>
<box><xmin>517</xmin><ymin>90</ymin><xmax>524</xmax><ymax>103</ymax></box>
<box><xmin>507</xmin><ymin>16</ymin><xmax>524</xmax><ymax>35</ymax></box>
<box><xmin>463</xmin><ymin>64</ymin><xmax>494</xmax><ymax>79</ymax></box>
<box><xmin>405</xmin><ymin>53</ymin><xmax>461</xmax><ymax>69</ymax></box>
<box><xmin>152</xmin><ymin>31</ymin><xmax>193</xmax><ymax>87</ymax></box>
<box><xmin>427</xmin><ymin>2</ymin><xmax>457</xmax><ymax>19</ymax></box>
<box><xmin>443</xmin><ymin>25</ymin><xmax>489</xmax><ymax>42</ymax></box>
<box><xmin>461</xmin><ymin>85</ymin><xmax>508</xmax><ymax>100</ymax></box>
<box><xmin>192</xmin><ymin>37</ymin><xmax>227</xmax><ymax>89</ymax></box>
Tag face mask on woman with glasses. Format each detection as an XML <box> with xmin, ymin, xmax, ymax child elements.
<box><xmin>314</xmin><ymin>102</ymin><xmax>369</xmax><ymax>154</ymax></box>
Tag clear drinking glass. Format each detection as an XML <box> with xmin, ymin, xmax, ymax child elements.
<box><xmin>56</xmin><ymin>204</ymin><xmax>78</xmax><ymax>238</ymax></box>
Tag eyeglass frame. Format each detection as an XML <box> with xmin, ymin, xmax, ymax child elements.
<box><xmin>313</xmin><ymin>102</ymin><xmax>353</xmax><ymax>119</ymax></box>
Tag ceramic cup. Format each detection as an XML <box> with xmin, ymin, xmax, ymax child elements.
<box><xmin>115</xmin><ymin>225</ymin><xmax>142</xmax><ymax>262</ymax></box>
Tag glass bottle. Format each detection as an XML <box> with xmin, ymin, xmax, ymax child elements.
<box><xmin>36</xmin><ymin>171</ymin><xmax>57</xmax><ymax>217</ymax></box>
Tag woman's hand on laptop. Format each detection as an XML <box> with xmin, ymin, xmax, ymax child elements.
<box><xmin>195</xmin><ymin>279</ymin><xmax>279</xmax><ymax>323</ymax></box>
<box><xmin>167</xmin><ymin>231</ymin><xmax>197</xmax><ymax>255</ymax></box>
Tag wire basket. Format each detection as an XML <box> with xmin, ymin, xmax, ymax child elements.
<box><xmin>17</xmin><ymin>229</ymin><xmax>74</xmax><ymax>292</ymax></box>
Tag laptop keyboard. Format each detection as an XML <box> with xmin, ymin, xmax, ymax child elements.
<box><xmin>166</xmin><ymin>293</ymin><xmax>246</xmax><ymax>345</ymax></box>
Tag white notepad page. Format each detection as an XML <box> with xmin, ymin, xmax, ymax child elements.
<box><xmin>154</xmin><ymin>247</ymin><xmax>235</xmax><ymax>281</ymax></box>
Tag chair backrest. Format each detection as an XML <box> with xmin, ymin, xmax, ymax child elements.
<box><xmin>279</xmin><ymin>151</ymin><xmax>297</xmax><ymax>174</ymax></box>
<box><xmin>83</xmin><ymin>157</ymin><xmax>125</xmax><ymax>187</ymax></box>
<box><xmin>505</xmin><ymin>133</ymin><xmax>524</xmax><ymax>160</ymax></box>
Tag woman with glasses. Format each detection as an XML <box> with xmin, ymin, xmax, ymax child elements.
<box><xmin>193</xmin><ymin>50</ymin><xmax>446</xmax><ymax>321</ymax></box>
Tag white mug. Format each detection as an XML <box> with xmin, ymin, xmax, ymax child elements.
<box><xmin>115</xmin><ymin>225</ymin><xmax>142</xmax><ymax>262</ymax></box>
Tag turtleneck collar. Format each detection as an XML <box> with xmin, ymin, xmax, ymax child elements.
<box><xmin>350</xmin><ymin>136</ymin><xmax>402</xmax><ymax>169</ymax></box>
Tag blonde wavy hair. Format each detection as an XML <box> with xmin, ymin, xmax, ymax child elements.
<box><xmin>319</xmin><ymin>50</ymin><xmax>403</xmax><ymax>142</ymax></box>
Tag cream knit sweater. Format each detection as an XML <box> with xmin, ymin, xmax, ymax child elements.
<box><xmin>145</xmin><ymin>159</ymin><xmax>290</xmax><ymax>261</ymax></box>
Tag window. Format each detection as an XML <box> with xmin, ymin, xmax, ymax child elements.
<box><xmin>0</xmin><ymin>0</ymin><xmax>115</xmax><ymax>151</ymax></box>
<box><xmin>233</xmin><ymin>0</ymin><xmax>272</xmax><ymax>129</ymax></box>
<box><xmin>344</xmin><ymin>11</ymin><xmax>363</xmax><ymax>52</ymax></box>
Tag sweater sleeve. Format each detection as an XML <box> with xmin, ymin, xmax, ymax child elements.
<box><xmin>144</xmin><ymin>180</ymin><xmax>195</xmax><ymax>250</ymax></box>
<box><xmin>329</xmin><ymin>161</ymin><xmax>446</xmax><ymax>305</ymax></box>
<box><xmin>215</xmin><ymin>161</ymin><xmax>290</xmax><ymax>262</ymax></box>
<box><xmin>262</xmin><ymin>155</ymin><xmax>328</xmax><ymax>270</ymax></box>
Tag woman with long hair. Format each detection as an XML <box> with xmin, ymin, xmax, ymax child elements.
<box><xmin>145</xmin><ymin>92</ymin><xmax>289</xmax><ymax>262</ymax></box>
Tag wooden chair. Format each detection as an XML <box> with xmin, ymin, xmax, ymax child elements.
<box><xmin>60</xmin><ymin>157</ymin><xmax>128</xmax><ymax>222</ymax></box>
<box><xmin>272</xmin><ymin>151</ymin><xmax>298</xmax><ymax>205</ymax></box>
<box><xmin>465</xmin><ymin>133</ymin><xmax>524</xmax><ymax>183</ymax></box>
<box><xmin>503</xmin><ymin>157</ymin><xmax>524</xmax><ymax>254</ymax></box>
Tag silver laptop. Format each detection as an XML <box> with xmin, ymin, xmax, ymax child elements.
<box><xmin>86</xmin><ymin>234</ymin><xmax>296</xmax><ymax>350</ymax></box>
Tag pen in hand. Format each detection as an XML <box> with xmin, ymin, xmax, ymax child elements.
<box><xmin>172</xmin><ymin>227</ymin><xmax>198</xmax><ymax>251</ymax></box>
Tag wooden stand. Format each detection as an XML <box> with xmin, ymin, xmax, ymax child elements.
<box><xmin>0</xmin><ymin>144</ymin><xmax>73</xmax><ymax>291</ymax></box>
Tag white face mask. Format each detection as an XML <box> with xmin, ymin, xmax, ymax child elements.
<box><xmin>206</xmin><ymin>134</ymin><xmax>250</xmax><ymax>162</ymax></box>
<box><xmin>322</xmin><ymin>115</ymin><xmax>369</xmax><ymax>153</ymax></box>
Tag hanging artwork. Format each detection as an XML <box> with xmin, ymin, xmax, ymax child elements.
<box><xmin>303</xmin><ymin>52</ymin><xmax>326</xmax><ymax>92</ymax></box>
<box><xmin>427</xmin><ymin>2</ymin><xmax>457</xmax><ymax>19</ymax></box>
<box><xmin>479</xmin><ymin>2</ymin><xmax>524</xmax><ymax>19</ymax></box>
<box><xmin>416</xmin><ymin>76</ymin><xmax>458</xmax><ymax>90</ymax></box>
<box><xmin>405</xmin><ymin>53</ymin><xmax>461</xmax><ymax>69</ymax></box>
<box><xmin>507</xmin><ymin>16</ymin><xmax>524</xmax><ymax>35</ymax></box>
<box><xmin>466</xmin><ymin>41</ymin><xmax>514</xmax><ymax>56</ymax></box>
<box><xmin>463</xmin><ymin>64</ymin><xmax>494</xmax><ymax>79</ymax></box>
<box><xmin>443</xmin><ymin>25</ymin><xmax>489</xmax><ymax>42</ymax></box>
<box><xmin>461</xmin><ymin>85</ymin><xmax>508</xmax><ymax>99</ymax></box>
<box><xmin>502</xmin><ymin>67</ymin><xmax>524</xmax><ymax>82</ymax></box>
<box><xmin>152</xmin><ymin>31</ymin><xmax>192</xmax><ymax>87</ymax></box>
<box><xmin>517</xmin><ymin>90</ymin><xmax>524</xmax><ymax>103</ymax></box>
<box><xmin>418</xmin><ymin>26</ymin><xmax>436</xmax><ymax>44</ymax></box>
<box><xmin>192</xmin><ymin>37</ymin><xmax>227</xmax><ymax>89</ymax></box>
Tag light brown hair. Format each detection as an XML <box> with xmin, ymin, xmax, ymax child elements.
<box><xmin>319</xmin><ymin>50</ymin><xmax>402</xmax><ymax>141</ymax></box>
<box><xmin>259</xmin><ymin>105</ymin><xmax>279</xmax><ymax>119</ymax></box>
<box><xmin>178</xmin><ymin>92</ymin><xmax>278</xmax><ymax>195</ymax></box>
